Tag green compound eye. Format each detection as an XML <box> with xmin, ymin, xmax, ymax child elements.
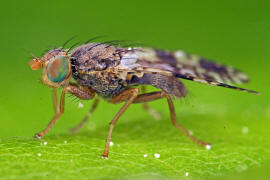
<box><xmin>46</xmin><ymin>56</ymin><xmax>69</xmax><ymax>83</ymax></box>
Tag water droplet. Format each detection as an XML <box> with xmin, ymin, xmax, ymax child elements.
<box><xmin>78</xmin><ymin>102</ymin><xmax>84</xmax><ymax>108</ymax></box>
<box><xmin>144</xmin><ymin>154</ymin><xmax>148</xmax><ymax>157</ymax></box>
<box><xmin>154</xmin><ymin>153</ymin><xmax>160</xmax><ymax>158</ymax></box>
<box><xmin>110</xmin><ymin>142</ymin><xmax>114</xmax><ymax>147</ymax></box>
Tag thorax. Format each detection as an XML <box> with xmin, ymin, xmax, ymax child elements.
<box><xmin>70</xmin><ymin>43</ymin><xmax>127</xmax><ymax>98</ymax></box>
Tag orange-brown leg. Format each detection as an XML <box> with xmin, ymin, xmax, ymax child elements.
<box><xmin>102</xmin><ymin>88</ymin><xmax>139</xmax><ymax>158</ymax></box>
<box><xmin>35</xmin><ymin>85</ymin><xmax>95</xmax><ymax>138</ymax></box>
<box><xmin>127</xmin><ymin>90</ymin><xmax>210</xmax><ymax>146</ymax></box>
<box><xmin>52</xmin><ymin>88</ymin><xmax>59</xmax><ymax>113</ymax></box>
<box><xmin>102</xmin><ymin>89</ymin><xmax>209</xmax><ymax>158</ymax></box>
<box><xmin>35</xmin><ymin>89</ymin><xmax>67</xmax><ymax>138</ymax></box>
<box><xmin>141</xmin><ymin>86</ymin><xmax>162</xmax><ymax>120</ymax></box>
<box><xmin>69</xmin><ymin>98</ymin><xmax>99</xmax><ymax>133</ymax></box>
<box><xmin>133</xmin><ymin>91</ymin><xmax>166</xmax><ymax>103</ymax></box>
<box><xmin>134</xmin><ymin>91</ymin><xmax>209</xmax><ymax>146</ymax></box>
<box><xmin>165</xmin><ymin>94</ymin><xmax>210</xmax><ymax>147</ymax></box>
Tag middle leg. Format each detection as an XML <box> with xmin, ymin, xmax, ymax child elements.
<box><xmin>69</xmin><ymin>98</ymin><xmax>100</xmax><ymax>133</ymax></box>
<box><xmin>102</xmin><ymin>90</ymin><xmax>166</xmax><ymax>158</ymax></box>
<box><xmin>102</xmin><ymin>88</ymin><xmax>139</xmax><ymax>158</ymax></box>
<box><xmin>141</xmin><ymin>86</ymin><xmax>162</xmax><ymax>120</ymax></box>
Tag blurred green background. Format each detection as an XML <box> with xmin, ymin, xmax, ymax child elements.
<box><xmin>0</xmin><ymin>0</ymin><xmax>270</xmax><ymax>179</ymax></box>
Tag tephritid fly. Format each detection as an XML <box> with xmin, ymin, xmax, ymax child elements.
<box><xmin>29</xmin><ymin>38</ymin><xmax>259</xmax><ymax>158</ymax></box>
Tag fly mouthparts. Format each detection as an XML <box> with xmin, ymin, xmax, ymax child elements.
<box><xmin>29</xmin><ymin>58</ymin><xmax>43</xmax><ymax>70</ymax></box>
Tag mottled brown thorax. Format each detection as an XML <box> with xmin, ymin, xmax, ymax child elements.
<box><xmin>70</xmin><ymin>43</ymin><xmax>127</xmax><ymax>98</ymax></box>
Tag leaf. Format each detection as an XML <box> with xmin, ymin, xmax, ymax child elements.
<box><xmin>1</xmin><ymin>96</ymin><xmax>270</xmax><ymax>179</ymax></box>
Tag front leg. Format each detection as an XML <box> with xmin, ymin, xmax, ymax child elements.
<box><xmin>52</xmin><ymin>88</ymin><xmax>59</xmax><ymax>113</ymax></box>
<box><xmin>35</xmin><ymin>84</ymin><xmax>95</xmax><ymax>138</ymax></box>
<box><xmin>65</xmin><ymin>84</ymin><xmax>96</xmax><ymax>100</ymax></box>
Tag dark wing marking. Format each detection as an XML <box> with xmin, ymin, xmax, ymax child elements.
<box><xmin>115</xmin><ymin>64</ymin><xmax>259</xmax><ymax>95</ymax></box>
<box><xmin>173</xmin><ymin>73</ymin><xmax>260</xmax><ymax>95</ymax></box>
<box><xmin>128</xmin><ymin>72</ymin><xmax>188</xmax><ymax>97</ymax></box>
<box><xmin>113</xmin><ymin>66</ymin><xmax>187</xmax><ymax>97</ymax></box>
<box><xmin>133</xmin><ymin>48</ymin><xmax>249</xmax><ymax>85</ymax></box>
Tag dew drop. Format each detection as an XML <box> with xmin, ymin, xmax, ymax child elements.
<box><xmin>154</xmin><ymin>153</ymin><xmax>160</xmax><ymax>158</ymax></box>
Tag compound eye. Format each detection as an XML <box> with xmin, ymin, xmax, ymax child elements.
<box><xmin>46</xmin><ymin>56</ymin><xmax>69</xmax><ymax>83</ymax></box>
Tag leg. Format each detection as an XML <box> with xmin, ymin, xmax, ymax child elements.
<box><xmin>35</xmin><ymin>85</ymin><xmax>95</xmax><ymax>138</ymax></box>
<box><xmin>134</xmin><ymin>91</ymin><xmax>210</xmax><ymax>146</ymax></box>
<box><xmin>141</xmin><ymin>86</ymin><xmax>162</xmax><ymax>120</ymax></box>
<box><xmin>102</xmin><ymin>88</ymin><xmax>139</xmax><ymax>158</ymax></box>
<box><xmin>52</xmin><ymin>88</ymin><xmax>59</xmax><ymax>113</ymax></box>
<box><xmin>69</xmin><ymin>98</ymin><xmax>99</xmax><ymax>133</ymax></box>
<box><xmin>65</xmin><ymin>84</ymin><xmax>96</xmax><ymax>100</ymax></box>
<box><xmin>165</xmin><ymin>93</ymin><xmax>210</xmax><ymax>146</ymax></box>
<box><xmin>133</xmin><ymin>91</ymin><xmax>167</xmax><ymax>103</ymax></box>
<box><xmin>35</xmin><ymin>89</ymin><xmax>66</xmax><ymax>138</ymax></box>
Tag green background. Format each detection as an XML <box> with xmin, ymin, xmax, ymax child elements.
<box><xmin>0</xmin><ymin>0</ymin><xmax>270</xmax><ymax>179</ymax></box>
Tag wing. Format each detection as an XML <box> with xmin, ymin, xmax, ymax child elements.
<box><xmin>128</xmin><ymin>47</ymin><xmax>249</xmax><ymax>85</ymax></box>
<box><xmin>115</xmin><ymin>67</ymin><xmax>189</xmax><ymax>98</ymax></box>
<box><xmin>116</xmin><ymin>48</ymin><xmax>259</xmax><ymax>96</ymax></box>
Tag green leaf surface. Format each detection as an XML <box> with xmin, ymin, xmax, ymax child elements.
<box><xmin>1</xmin><ymin>94</ymin><xmax>270</xmax><ymax>179</ymax></box>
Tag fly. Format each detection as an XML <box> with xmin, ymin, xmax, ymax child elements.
<box><xmin>29</xmin><ymin>38</ymin><xmax>259</xmax><ymax>158</ymax></box>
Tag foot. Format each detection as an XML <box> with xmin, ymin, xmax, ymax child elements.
<box><xmin>101</xmin><ymin>153</ymin><xmax>109</xmax><ymax>159</ymax></box>
<box><xmin>69</xmin><ymin>126</ymin><xmax>80</xmax><ymax>134</ymax></box>
<box><xmin>69</xmin><ymin>119</ymin><xmax>88</xmax><ymax>134</ymax></box>
<box><xmin>34</xmin><ymin>133</ymin><xmax>42</xmax><ymax>139</ymax></box>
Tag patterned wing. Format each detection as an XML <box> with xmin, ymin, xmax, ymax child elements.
<box><xmin>114</xmin><ymin>67</ymin><xmax>188</xmax><ymax>98</ymax></box>
<box><xmin>129</xmin><ymin>48</ymin><xmax>249</xmax><ymax>85</ymax></box>
<box><xmin>116</xmin><ymin>48</ymin><xmax>259</xmax><ymax>95</ymax></box>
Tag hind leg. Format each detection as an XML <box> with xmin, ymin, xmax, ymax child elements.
<box><xmin>165</xmin><ymin>93</ymin><xmax>210</xmax><ymax>147</ymax></box>
<box><xmin>134</xmin><ymin>91</ymin><xmax>210</xmax><ymax>147</ymax></box>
